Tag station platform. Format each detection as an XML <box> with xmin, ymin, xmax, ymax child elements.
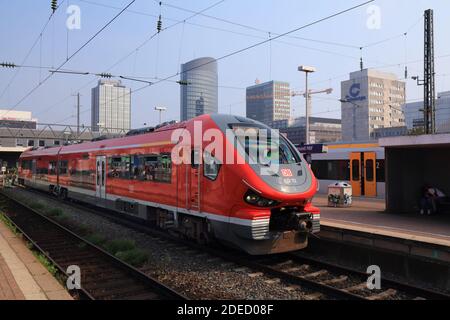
<box><xmin>313</xmin><ymin>195</ymin><xmax>450</xmax><ymax>248</ymax></box>
<box><xmin>0</xmin><ymin>219</ymin><xmax>72</xmax><ymax>300</ymax></box>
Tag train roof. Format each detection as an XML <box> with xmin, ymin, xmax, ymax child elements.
<box><xmin>19</xmin><ymin>114</ymin><xmax>257</xmax><ymax>159</ymax></box>
<box><xmin>20</xmin><ymin>117</ymin><xmax>190</xmax><ymax>159</ymax></box>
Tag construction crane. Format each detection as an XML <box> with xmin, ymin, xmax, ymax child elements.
<box><xmin>291</xmin><ymin>88</ymin><xmax>333</xmax><ymax>144</ymax></box>
<box><xmin>291</xmin><ymin>88</ymin><xmax>333</xmax><ymax>98</ymax></box>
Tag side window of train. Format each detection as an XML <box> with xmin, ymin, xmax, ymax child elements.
<box><xmin>203</xmin><ymin>151</ymin><xmax>221</xmax><ymax>181</ymax></box>
<box><xmin>191</xmin><ymin>150</ymin><xmax>200</xmax><ymax>169</ymax></box>
<box><xmin>108</xmin><ymin>156</ymin><xmax>131</xmax><ymax>179</ymax></box>
<box><xmin>139</xmin><ymin>154</ymin><xmax>172</xmax><ymax>183</ymax></box>
<box><xmin>59</xmin><ymin>161</ymin><xmax>69</xmax><ymax>175</ymax></box>
<box><xmin>21</xmin><ymin>160</ymin><xmax>31</xmax><ymax>170</ymax></box>
<box><xmin>352</xmin><ymin>160</ymin><xmax>360</xmax><ymax>181</ymax></box>
<box><xmin>49</xmin><ymin>161</ymin><xmax>57</xmax><ymax>175</ymax></box>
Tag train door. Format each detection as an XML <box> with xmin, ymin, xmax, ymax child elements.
<box><xmin>31</xmin><ymin>159</ymin><xmax>37</xmax><ymax>185</ymax></box>
<box><xmin>95</xmin><ymin>156</ymin><xmax>106</xmax><ymax>199</ymax></box>
<box><xmin>349</xmin><ymin>153</ymin><xmax>361</xmax><ymax>197</ymax></box>
<box><xmin>364</xmin><ymin>152</ymin><xmax>377</xmax><ymax>197</ymax></box>
<box><xmin>188</xmin><ymin>149</ymin><xmax>201</xmax><ymax>212</ymax></box>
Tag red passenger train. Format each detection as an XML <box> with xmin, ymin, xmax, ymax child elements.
<box><xmin>18</xmin><ymin>114</ymin><xmax>320</xmax><ymax>255</ymax></box>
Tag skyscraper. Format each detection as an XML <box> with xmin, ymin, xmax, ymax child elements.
<box><xmin>91</xmin><ymin>80</ymin><xmax>131</xmax><ymax>133</ymax></box>
<box><xmin>341</xmin><ymin>69</ymin><xmax>405</xmax><ymax>141</ymax></box>
<box><xmin>180</xmin><ymin>57</ymin><xmax>218</xmax><ymax>121</ymax></box>
<box><xmin>246</xmin><ymin>80</ymin><xmax>291</xmax><ymax>126</ymax></box>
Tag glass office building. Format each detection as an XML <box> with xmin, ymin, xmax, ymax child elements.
<box><xmin>246</xmin><ymin>81</ymin><xmax>291</xmax><ymax>126</ymax></box>
<box><xmin>180</xmin><ymin>57</ymin><xmax>218</xmax><ymax>121</ymax></box>
<box><xmin>91</xmin><ymin>80</ymin><xmax>131</xmax><ymax>133</ymax></box>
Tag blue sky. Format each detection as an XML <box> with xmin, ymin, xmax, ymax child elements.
<box><xmin>1</xmin><ymin>0</ymin><xmax>450</xmax><ymax>128</ymax></box>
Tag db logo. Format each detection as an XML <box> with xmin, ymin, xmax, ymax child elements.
<box><xmin>281</xmin><ymin>169</ymin><xmax>293</xmax><ymax>177</ymax></box>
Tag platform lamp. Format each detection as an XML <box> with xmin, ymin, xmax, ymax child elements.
<box><xmin>298</xmin><ymin>65</ymin><xmax>316</xmax><ymax>145</ymax></box>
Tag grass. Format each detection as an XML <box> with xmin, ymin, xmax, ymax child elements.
<box><xmin>105</xmin><ymin>239</ymin><xmax>136</xmax><ymax>255</ymax></box>
<box><xmin>34</xmin><ymin>252</ymin><xmax>58</xmax><ymax>276</ymax></box>
<box><xmin>85</xmin><ymin>233</ymin><xmax>107</xmax><ymax>246</ymax></box>
<box><xmin>115</xmin><ymin>248</ymin><xmax>149</xmax><ymax>268</ymax></box>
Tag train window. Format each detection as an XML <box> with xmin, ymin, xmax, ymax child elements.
<box><xmin>134</xmin><ymin>154</ymin><xmax>172</xmax><ymax>183</ymax></box>
<box><xmin>310</xmin><ymin>160</ymin><xmax>350</xmax><ymax>181</ymax></box>
<box><xmin>366</xmin><ymin>159</ymin><xmax>374</xmax><ymax>182</ymax></box>
<box><xmin>108</xmin><ymin>156</ymin><xmax>131</xmax><ymax>179</ymax></box>
<box><xmin>49</xmin><ymin>161</ymin><xmax>57</xmax><ymax>175</ymax></box>
<box><xmin>230</xmin><ymin>123</ymin><xmax>301</xmax><ymax>165</ymax></box>
<box><xmin>352</xmin><ymin>160</ymin><xmax>360</xmax><ymax>181</ymax></box>
<box><xmin>203</xmin><ymin>152</ymin><xmax>221</xmax><ymax>181</ymax></box>
<box><xmin>376</xmin><ymin>160</ymin><xmax>385</xmax><ymax>182</ymax></box>
<box><xmin>21</xmin><ymin>160</ymin><xmax>32</xmax><ymax>170</ymax></box>
<box><xmin>191</xmin><ymin>150</ymin><xmax>200</xmax><ymax>169</ymax></box>
<box><xmin>59</xmin><ymin>161</ymin><xmax>68</xmax><ymax>175</ymax></box>
<box><xmin>37</xmin><ymin>167</ymin><xmax>48</xmax><ymax>174</ymax></box>
<box><xmin>102</xmin><ymin>161</ymin><xmax>105</xmax><ymax>186</ymax></box>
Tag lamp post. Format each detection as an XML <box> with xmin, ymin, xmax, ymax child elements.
<box><xmin>298</xmin><ymin>66</ymin><xmax>316</xmax><ymax>144</ymax></box>
<box><xmin>154</xmin><ymin>106</ymin><xmax>167</xmax><ymax>124</ymax></box>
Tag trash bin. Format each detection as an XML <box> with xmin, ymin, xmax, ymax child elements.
<box><xmin>328</xmin><ymin>182</ymin><xmax>352</xmax><ymax>207</ymax></box>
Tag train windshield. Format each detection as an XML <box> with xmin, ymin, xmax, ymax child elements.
<box><xmin>230</xmin><ymin>124</ymin><xmax>301</xmax><ymax>165</ymax></box>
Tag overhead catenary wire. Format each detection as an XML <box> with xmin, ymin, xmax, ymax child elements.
<box><xmin>62</xmin><ymin>0</ymin><xmax>376</xmax><ymax>126</ymax></box>
<box><xmin>3</xmin><ymin>0</ymin><xmax>136</xmax><ymax>118</ymax></box>
<box><xmin>36</xmin><ymin>0</ymin><xmax>226</xmax><ymax>121</ymax></box>
<box><xmin>0</xmin><ymin>0</ymin><xmax>66</xmax><ymax>101</ymax></box>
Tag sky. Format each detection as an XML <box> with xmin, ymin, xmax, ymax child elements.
<box><xmin>1</xmin><ymin>0</ymin><xmax>450</xmax><ymax>129</ymax></box>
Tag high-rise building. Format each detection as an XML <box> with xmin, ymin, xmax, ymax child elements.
<box><xmin>270</xmin><ymin>117</ymin><xmax>341</xmax><ymax>145</ymax></box>
<box><xmin>341</xmin><ymin>69</ymin><xmax>406</xmax><ymax>141</ymax></box>
<box><xmin>180</xmin><ymin>57</ymin><xmax>218</xmax><ymax>121</ymax></box>
<box><xmin>246</xmin><ymin>81</ymin><xmax>290</xmax><ymax>125</ymax></box>
<box><xmin>91</xmin><ymin>80</ymin><xmax>131</xmax><ymax>133</ymax></box>
<box><xmin>404</xmin><ymin>91</ymin><xmax>450</xmax><ymax>134</ymax></box>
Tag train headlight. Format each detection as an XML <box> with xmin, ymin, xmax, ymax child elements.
<box><xmin>244</xmin><ymin>190</ymin><xmax>279</xmax><ymax>207</ymax></box>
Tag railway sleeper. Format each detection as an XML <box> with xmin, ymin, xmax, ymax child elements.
<box><xmin>367</xmin><ymin>289</ymin><xmax>398</xmax><ymax>300</ymax></box>
<box><xmin>320</xmin><ymin>275</ymin><xmax>349</xmax><ymax>286</ymax></box>
<box><xmin>303</xmin><ymin>269</ymin><xmax>329</xmax><ymax>280</ymax></box>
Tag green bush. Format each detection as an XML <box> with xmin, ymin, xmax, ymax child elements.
<box><xmin>115</xmin><ymin>248</ymin><xmax>149</xmax><ymax>267</ymax></box>
<box><xmin>105</xmin><ymin>239</ymin><xmax>135</xmax><ymax>255</ymax></box>
<box><xmin>85</xmin><ymin>234</ymin><xmax>107</xmax><ymax>246</ymax></box>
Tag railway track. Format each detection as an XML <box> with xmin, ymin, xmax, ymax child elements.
<box><xmin>0</xmin><ymin>192</ymin><xmax>186</xmax><ymax>300</ymax></box>
<box><xmin>6</xmin><ymin>187</ymin><xmax>450</xmax><ymax>301</ymax></box>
